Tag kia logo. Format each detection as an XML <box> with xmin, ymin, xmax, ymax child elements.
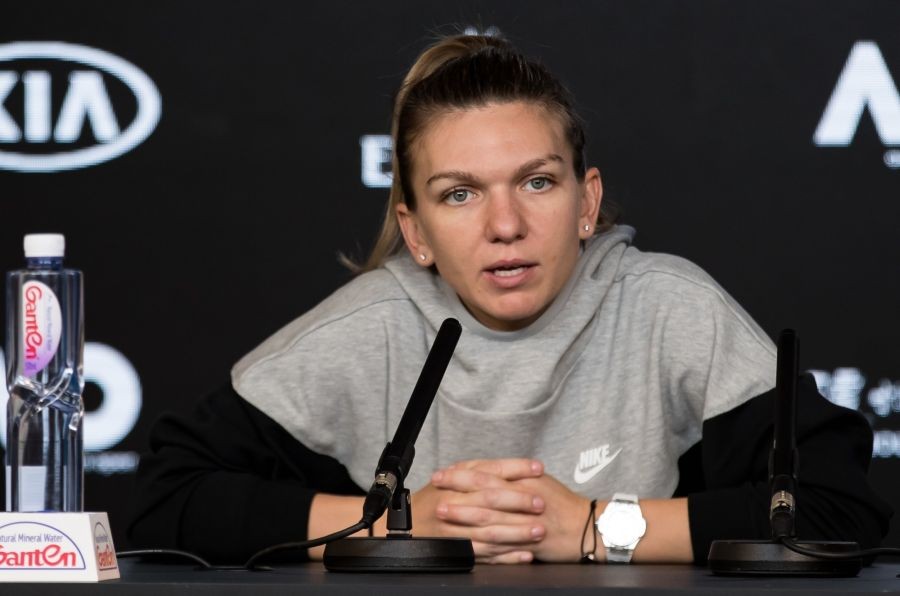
<box><xmin>0</xmin><ymin>42</ymin><xmax>161</xmax><ymax>173</ymax></box>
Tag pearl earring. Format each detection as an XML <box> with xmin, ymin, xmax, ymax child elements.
<box><xmin>419</xmin><ymin>254</ymin><xmax>427</xmax><ymax>261</ymax></box>
<box><xmin>583</xmin><ymin>225</ymin><xmax>591</xmax><ymax>231</ymax></box>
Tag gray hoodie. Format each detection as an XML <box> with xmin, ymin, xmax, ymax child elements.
<box><xmin>232</xmin><ymin>225</ymin><xmax>776</xmax><ymax>499</ymax></box>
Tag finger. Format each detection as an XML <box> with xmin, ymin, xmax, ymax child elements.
<box><xmin>434</xmin><ymin>466</ymin><xmax>544</xmax><ymax>493</ymax></box>
<box><xmin>440</xmin><ymin>521</ymin><xmax>545</xmax><ymax>545</ymax></box>
<box><xmin>447</xmin><ymin>458</ymin><xmax>543</xmax><ymax>480</ymax></box>
<box><xmin>472</xmin><ymin>541</ymin><xmax>524</xmax><ymax>561</ymax></box>
<box><xmin>471</xmin><ymin>539</ymin><xmax>538</xmax><ymax>562</ymax></box>
<box><xmin>438</xmin><ymin>492</ymin><xmax>544</xmax><ymax>522</ymax></box>
<box><xmin>483</xmin><ymin>550</ymin><xmax>534</xmax><ymax>565</ymax></box>
<box><xmin>438</xmin><ymin>504</ymin><xmax>539</xmax><ymax>528</ymax></box>
<box><xmin>432</xmin><ymin>468</ymin><xmax>504</xmax><ymax>492</ymax></box>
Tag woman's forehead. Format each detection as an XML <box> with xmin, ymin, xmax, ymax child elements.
<box><xmin>413</xmin><ymin>101</ymin><xmax>571</xmax><ymax>178</ymax></box>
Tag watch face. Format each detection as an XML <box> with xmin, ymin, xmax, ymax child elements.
<box><xmin>597</xmin><ymin>507</ymin><xmax>647</xmax><ymax>547</ymax></box>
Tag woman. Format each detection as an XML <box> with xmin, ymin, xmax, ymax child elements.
<box><xmin>128</xmin><ymin>34</ymin><xmax>889</xmax><ymax>565</ymax></box>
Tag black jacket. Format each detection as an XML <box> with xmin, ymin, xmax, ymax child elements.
<box><xmin>127</xmin><ymin>374</ymin><xmax>891</xmax><ymax>564</ymax></box>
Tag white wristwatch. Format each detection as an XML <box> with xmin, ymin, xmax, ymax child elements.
<box><xmin>595</xmin><ymin>493</ymin><xmax>646</xmax><ymax>563</ymax></box>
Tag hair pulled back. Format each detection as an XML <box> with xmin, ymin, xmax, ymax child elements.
<box><xmin>351</xmin><ymin>34</ymin><xmax>616</xmax><ymax>273</ymax></box>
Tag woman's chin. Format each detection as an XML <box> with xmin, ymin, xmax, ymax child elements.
<box><xmin>475</xmin><ymin>302</ymin><xmax>547</xmax><ymax>332</ymax></box>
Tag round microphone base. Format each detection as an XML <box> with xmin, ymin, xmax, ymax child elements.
<box><xmin>708</xmin><ymin>540</ymin><xmax>861</xmax><ymax>577</ymax></box>
<box><xmin>323</xmin><ymin>537</ymin><xmax>475</xmax><ymax>572</ymax></box>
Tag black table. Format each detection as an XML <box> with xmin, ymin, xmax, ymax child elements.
<box><xmin>4</xmin><ymin>559</ymin><xmax>900</xmax><ymax>594</ymax></box>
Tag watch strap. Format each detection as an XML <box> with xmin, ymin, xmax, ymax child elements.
<box><xmin>606</xmin><ymin>545</ymin><xmax>636</xmax><ymax>563</ymax></box>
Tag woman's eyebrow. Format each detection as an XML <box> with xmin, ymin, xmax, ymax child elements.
<box><xmin>426</xmin><ymin>170</ymin><xmax>482</xmax><ymax>187</ymax></box>
<box><xmin>426</xmin><ymin>154</ymin><xmax>565</xmax><ymax>187</ymax></box>
<box><xmin>512</xmin><ymin>154</ymin><xmax>565</xmax><ymax>180</ymax></box>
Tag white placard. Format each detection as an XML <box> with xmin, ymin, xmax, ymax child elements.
<box><xmin>0</xmin><ymin>512</ymin><xmax>119</xmax><ymax>582</ymax></box>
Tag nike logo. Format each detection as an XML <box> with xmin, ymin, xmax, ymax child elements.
<box><xmin>573</xmin><ymin>444</ymin><xmax>622</xmax><ymax>484</ymax></box>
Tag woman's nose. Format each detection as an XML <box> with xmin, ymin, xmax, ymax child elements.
<box><xmin>484</xmin><ymin>191</ymin><xmax>527</xmax><ymax>243</ymax></box>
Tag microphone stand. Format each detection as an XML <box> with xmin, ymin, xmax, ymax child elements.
<box><xmin>707</xmin><ymin>329</ymin><xmax>862</xmax><ymax>576</ymax></box>
<box><xmin>323</xmin><ymin>319</ymin><xmax>475</xmax><ymax>572</ymax></box>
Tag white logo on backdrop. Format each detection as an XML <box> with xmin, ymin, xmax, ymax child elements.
<box><xmin>0</xmin><ymin>41</ymin><xmax>161</xmax><ymax>173</ymax></box>
<box><xmin>813</xmin><ymin>41</ymin><xmax>900</xmax><ymax>169</ymax></box>
<box><xmin>0</xmin><ymin>343</ymin><xmax>142</xmax><ymax>473</ymax></box>
<box><xmin>462</xmin><ymin>25</ymin><xmax>501</xmax><ymax>37</ymax></box>
<box><xmin>360</xmin><ymin>134</ymin><xmax>392</xmax><ymax>188</ymax></box>
<box><xmin>811</xmin><ymin>367</ymin><xmax>900</xmax><ymax>458</ymax></box>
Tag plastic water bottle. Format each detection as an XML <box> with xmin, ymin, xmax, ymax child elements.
<box><xmin>5</xmin><ymin>234</ymin><xmax>84</xmax><ymax>512</ymax></box>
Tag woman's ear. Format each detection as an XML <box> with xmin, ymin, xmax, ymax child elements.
<box><xmin>396</xmin><ymin>203</ymin><xmax>434</xmax><ymax>267</ymax></box>
<box><xmin>578</xmin><ymin>167</ymin><xmax>603</xmax><ymax>240</ymax></box>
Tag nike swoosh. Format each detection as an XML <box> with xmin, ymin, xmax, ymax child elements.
<box><xmin>573</xmin><ymin>447</ymin><xmax>623</xmax><ymax>484</ymax></box>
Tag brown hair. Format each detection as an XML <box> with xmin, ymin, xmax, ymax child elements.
<box><xmin>347</xmin><ymin>34</ymin><xmax>618</xmax><ymax>273</ymax></box>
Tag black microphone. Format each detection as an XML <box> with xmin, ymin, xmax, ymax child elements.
<box><xmin>360</xmin><ymin>317</ymin><xmax>462</xmax><ymax>527</ymax></box>
<box><xmin>324</xmin><ymin>318</ymin><xmax>475</xmax><ymax>572</ymax></box>
<box><xmin>769</xmin><ymin>329</ymin><xmax>798</xmax><ymax>540</ymax></box>
<box><xmin>707</xmin><ymin>329</ymin><xmax>862</xmax><ymax>577</ymax></box>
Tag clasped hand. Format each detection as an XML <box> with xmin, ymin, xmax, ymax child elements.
<box><xmin>411</xmin><ymin>459</ymin><xmax>590</xmax><ymax>564</ymax></box>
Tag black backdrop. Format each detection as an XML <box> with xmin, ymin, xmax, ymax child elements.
<box><xmin>1</xmin><ymin>1</ymin><xmax>898</xmax><ymax>550</ymax></box>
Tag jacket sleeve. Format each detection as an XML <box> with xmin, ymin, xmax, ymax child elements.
<box><xmin>676</xmin><ymin>374</ymin><xmax>893</xmax><ymax>565</ymax></box>
<box><xmin>126</xmin><ymin>382</ymin><xmax>363</xmax><ymax>564</ymax></box>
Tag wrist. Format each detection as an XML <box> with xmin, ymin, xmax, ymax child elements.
<box><xmin>308</xmin><ymin>494</ymin><xmax>376</xmax><ymax>560</ymax></box>
<box><xmin>576</xmin><ymin>496</ymin><xmax>601</xmax><ymax>563</ymax></box>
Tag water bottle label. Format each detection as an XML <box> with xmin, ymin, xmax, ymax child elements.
<box><xmin>21</xmin><ymin>281</ymin><xmax>62</xmax><ymax>376</ymax></box>
<box><xmin>6</xmin><ymin>465</ymin><xmax>48</xmax><ymax>511</ymax></box>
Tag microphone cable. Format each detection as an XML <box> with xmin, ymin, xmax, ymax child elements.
<box><xmin>115</xmin><ymin>519</ymin><xmax>369</xmax><ymax>571</ymax></box>
<box><xmin>116</xmin><ymin>548</ymin><xmax>216</xmax><ymax>569</ymax></box>
<box><xmin>780</xmin><ymin>538</ymin><xmax>900</xmax><ymax>561</ymax></box>
<box><xmin>243</xmin><ymin>520</ymin><xmax>368</xmax><ymax>569</ymax></box>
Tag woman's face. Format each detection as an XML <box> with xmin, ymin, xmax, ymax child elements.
<box><xmin>397</xmin><ymin>101</ymin><xmax>602</xmax><ymax>331</ymax></box>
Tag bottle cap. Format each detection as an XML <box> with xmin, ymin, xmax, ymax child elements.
<box><xmin>24</xmin><ymin>234</ymin><xmax>66</xmax><ymax>258</ymax></box>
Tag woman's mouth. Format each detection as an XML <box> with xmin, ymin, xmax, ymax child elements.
<box><xmin>484</xmin><ymin>261</ymin><xmax>536</xmax><ymax>288</ymax></box>
<box><xmin>492</xmin><ymin>265</ymin><xmax>528</xmax><ymax>277</ymax></box>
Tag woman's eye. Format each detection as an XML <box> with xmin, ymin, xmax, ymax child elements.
<box><xmin>445</xmin><ymin>189</ymin><xmax>472</xmax><ymax>204</ymax></box>
<box><xmin>525</xmin><ymin>177</ymin><xmax>552</xmax><ymax>191</ymax></box>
